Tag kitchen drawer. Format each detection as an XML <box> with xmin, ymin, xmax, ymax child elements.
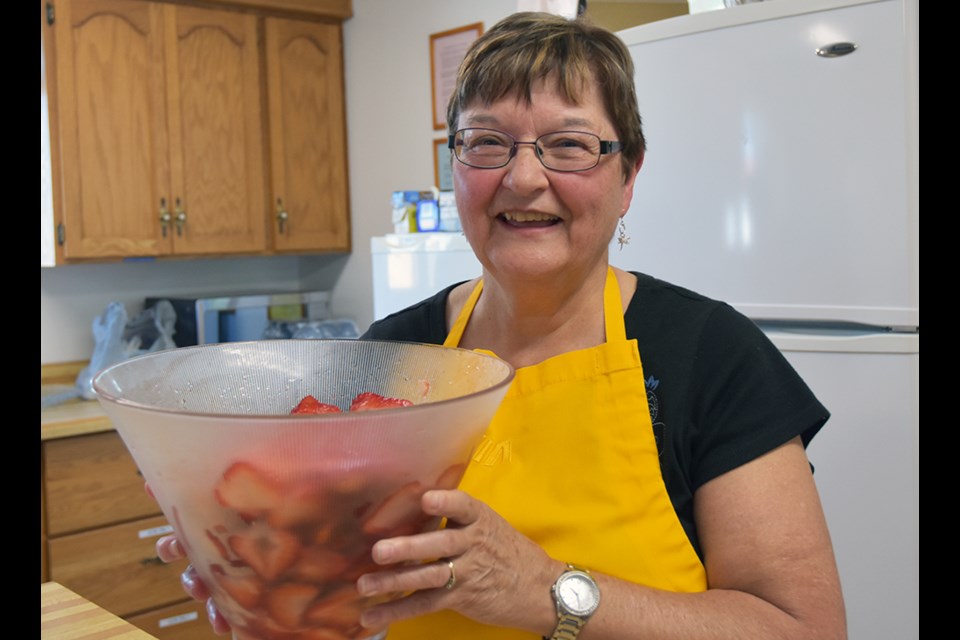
<box><xmin>127</xmin><ymin>599</ymin><xmax>218</xmax><ymax>640</ymax></box>
<box><xmin>44</xmin><ymin>431</ymin><xmax>160</xmax><ymax>535</ymax></box>
<box><xmin>48</xmin><ymin>515</ymin><xmax>189</xmax><ymax>617</ymax></box>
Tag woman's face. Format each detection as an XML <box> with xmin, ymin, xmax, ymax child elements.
<box><xmin>453</xmin><ymin>78</ymin><xmax>641</xmax><ymax>288</ymax></box>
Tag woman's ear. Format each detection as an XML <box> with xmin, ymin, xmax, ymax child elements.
<box><xmin>620</xmin><ymin>153</ymin><xmax>644</xmax><ymax>212</ymax></box>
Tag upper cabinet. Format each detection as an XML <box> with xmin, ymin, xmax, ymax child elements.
<box><xmin>265</xmin><ymin>18</ymin><xmax>349</xmax><ymax>253</ymax></box>
<box><xmin>42</xmin><ymin>0</ymin><xmax>352</xmax><ymax>263</ymax></box>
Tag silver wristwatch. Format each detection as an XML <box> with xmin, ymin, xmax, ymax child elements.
<box><xmin>547</xmin><ymin>564</ymin><xmax>600</xmax><ymax>640</ymax></box>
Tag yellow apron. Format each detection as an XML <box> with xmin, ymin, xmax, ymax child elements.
<box><xmin>387</xmin><ymin>268</ymin><xmax>707</xmax><ymax>639</ymax></box>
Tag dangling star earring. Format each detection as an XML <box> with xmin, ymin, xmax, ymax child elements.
<box><xmin>617</xmin><ymin>217</ymin><xmax>630</xmax><ymax>251</ymax></box>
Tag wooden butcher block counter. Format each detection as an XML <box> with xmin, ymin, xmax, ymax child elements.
<box><xmin>41</xmin><ymin>363</ymin><xmax>216</xmax><ymax>640</ymax></box>
<box><xmin>42</xmin><ymin>582</ymin><xmax>158</xmax><ymax>639</ymax></box>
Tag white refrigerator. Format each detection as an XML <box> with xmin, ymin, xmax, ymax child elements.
<box><xmin>613</xmin><ymin>1</ymin><xmax>918</xmax><ymax>638</ymax></box>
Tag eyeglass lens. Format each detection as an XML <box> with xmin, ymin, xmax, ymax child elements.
<box><xmin>453</xmin><ymin>128</ymin><xmax>607</xmax><ymax>171</ymax></box>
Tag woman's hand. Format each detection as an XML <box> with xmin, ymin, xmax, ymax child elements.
<box><xmin>356</xmin><ymin>489</ymin><xmax>564</xmax><ymax>635</ymax></box>
<box><xmin>155</xmin><ymin>534</ymin><xmax>233</xmax><ymax>635</ymax></box>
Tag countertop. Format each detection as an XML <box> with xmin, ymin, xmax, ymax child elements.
<box><xmin>41</xmin><ymin>582</ymin><xmax>158</xmax><ymax>639</ymax></box>
<box><xmin>41</xmin><ymin>362</ymin><xmax>113</xmax><ymax>441</ymax></box>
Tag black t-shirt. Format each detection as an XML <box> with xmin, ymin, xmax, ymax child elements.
<box><xmin>361</xmin><ymin>271</ymin><xmax>829</xmax><ymax>558</ymax></box>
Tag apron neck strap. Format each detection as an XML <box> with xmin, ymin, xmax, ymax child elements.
<box><xmin>603</xmin><ymin>266</ymin><xmax>627</xmax><ymax>342</ymax></box>
<box><xmin>443</xmin><ymin>267</ymin><xmax>626</xmax><ymax>348</ymax></box>
<box><xmin>444</xmin><ymin>280</ymin><xmax>483</xmax><ymax>347</ymax></box>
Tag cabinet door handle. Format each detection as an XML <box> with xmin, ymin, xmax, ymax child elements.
<box><xmin>276</xmin><ymin>198</ymin><xmax>288</xmax><ymax>234</ymax></box>
<box><xmin>159</xmin><ymin>198</ymin><xmax>171</xmax><ymax>238</ymax></box>
<box><xmin>175</xmin><ymin>198</ymin><xmax>187</xmax><ymax>237</ymax></box>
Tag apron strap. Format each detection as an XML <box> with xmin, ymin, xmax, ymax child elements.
<box><xmin>444</xmin><ymin>279</ymin><xmax>483</xmax><ymax>347</ymax></box>
<box><xmin>444</xmin><ymin>267</ymin><xmax>626</xmax><ymax>348</ymax></box>
<box><xmin>603</xmin><ymin>266</ymin><xmax>627</xmax><ymax>343</ymax></box>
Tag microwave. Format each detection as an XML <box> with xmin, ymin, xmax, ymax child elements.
<box><xmin>145</xmin><ymin>290</ymin><xmax>335</xmax><ymax>347</ymax></box>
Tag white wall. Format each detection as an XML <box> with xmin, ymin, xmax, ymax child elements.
<box><xmin>330</xmin><ymin>0</ymin><xmax>517</xmax><ymax>334</ymax></box>
<box><xmin>40</xmin><ymin>0</ymin><xmax>517</xmax><ymax>366</ymax></box>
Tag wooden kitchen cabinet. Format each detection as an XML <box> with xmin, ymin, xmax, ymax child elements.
<box><xmin>45</xmin><ymin>0</ymin><xmax>351</xmax><ymax>262</ymax></box>
<box><xmin>161</xmin><ymin>3</ymin><xmax>267</xmax><ymax>256</ymax></box>
<box><xmin>50</xmin><ymin>0</ymin><xmax>170</xmax><ymax>259</ymax></box>
<box><xmin>41</xmin><ymin>429</ymin><xmax>217</xmax><ymax>639</ymax></box>
<box><xmin>265</xmin><ymin>17</ymin><xmax>350</xmax><ymax>252</ymax></box>
<box><xmin>51</xmin><ymin>0</ymin><xmax>265</xmax><ymax>259</ymax></box>
<box><xmin>44</xmin><ymin>430</ymin><xmax>159</xmax><ymax>536</ymax></box>
<box><xmin>126</xmin><ymin>600</ymin><xmax>216</xmax><ymax>640</ymax></box>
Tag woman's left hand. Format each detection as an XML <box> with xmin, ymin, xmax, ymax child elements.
<box><xmin>356</xmin><ymin>489</ymin><xmax>564</xmax><ymax>634</ymax></box>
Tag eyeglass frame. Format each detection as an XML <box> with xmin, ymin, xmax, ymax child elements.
<box><xmin>447</xmin><ymin>128</ymin><xmax>624</xmax><ymax>173</ymax></box>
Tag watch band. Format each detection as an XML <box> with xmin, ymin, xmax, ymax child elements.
<box><xmin>550</xmin><ymin>612</ymin><xmax>587</xmax><ymax>640</ymax></box>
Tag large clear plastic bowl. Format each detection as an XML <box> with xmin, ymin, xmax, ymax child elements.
<box><xmin>93</xmin><ymin>339</ymin><xmax>514</xmax><ymax>640</ymax></box>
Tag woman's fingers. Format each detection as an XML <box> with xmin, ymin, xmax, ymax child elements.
<box><xmin>358</xmin><ymin>558</ymin><xmax>453</xmax><ymax>596</ymax></box>
<box><xmin>206</xmin><ymin>597</ymin><xmax>233</xmax><ymax>635</ymax></box>
<box><xmin>180</xmin><ymin>564</ymin><xmax>211</xmax><ymax>602</ymax></box>
<box><xmin>421</xmin><ymin>489</ymin><xmax>481</xmax><ymax>524</ymax></box>
<box><xmin>360</xmin><ymin>582</ymin><xmax>451</xmax><ymax>630</ymax></box>
<box><xmin>155</xmin><ymin>534</ymin><xmax>183</xmax><ymax>562</ymax></box>
<box><xmin>356</xmin><ymin>488</ymin><xmax>562</xmax><ymax>633</ymax></box>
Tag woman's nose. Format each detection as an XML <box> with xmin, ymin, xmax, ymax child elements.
<box><xmin>502</xmin><ymin>143</ymin><xmax>549</xmax><ymax>193</ymax></box>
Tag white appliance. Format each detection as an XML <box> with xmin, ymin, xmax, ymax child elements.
<box><xmin>614</xmin><ymin>1</ymin><xmax>918</xmax><ymax>639</ymax></box>
<box><xmin>371</xmin><ymin>232</ymin><xmax>482</xmax><ymax>320</ymax></box>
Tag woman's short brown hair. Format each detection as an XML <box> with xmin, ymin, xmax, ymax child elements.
<box><xmin>447</xmin><ymin>11</ymin><xmax>645</xmax><ymax>179</ymax></box>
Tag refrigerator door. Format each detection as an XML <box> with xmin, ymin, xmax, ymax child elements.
<box><xmin>371</xmin><ymin>233</ymin><xmax>482</xmax><ymax>320</ymax></box>
<box><xmin>612</xmin><ymin>0</ymin><xmax>917</xmax><ymax>329</ymax></box>
<box><xmin>767</xmin><ymin>330</ymin><xmax>919</xmax><ymax>640</ymax></box>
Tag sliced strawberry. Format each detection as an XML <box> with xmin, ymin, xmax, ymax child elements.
<box><xmin>304</xmin><ymin>585</ymin><xmax>364</xmax><ymax>630</ymax></box>
<box><xmin>292</xmin><ymin>395</ymin><xmax>343</xmax><ymax>415</ymax></box>
<box><xmin>228</xmin><ymin>526</ymin><xmax>301</xmax><ymax>581</ymax></box>
<box><xmin>209</xmin><ymin>564</ymin><xmax>263</xmax><ymax>609</ymax></box>
<box><xmin>215</xmin><ymin>462</ymin><xmax>284</xmax><ymax>522</ymax></box>
<box><xmin>291</xmin><ymin>545</ymin><xmax>353</xmax><ymax>583</ymax></box>
<box><xmin>205</xmin><ymin>528</ymin><xmax>232</xmax><ymax>562</ymax></box>
<box><xmin>265</xmin><ymin>582</ymin><xmax>322</xmax><ymax>629</ymax></box>
<box><xmin>361</xmin><ymin>481</ymin><xmax>425</xmax><ymax>537</ymax></box>
<box><xmin>266</xmin><ymin>483</ymin><xmax>327</xmax><ymax>530</ymax></box>
<box><xmin>349</xmin><ymin>391</ymin><xmax>414</xmax><ymax>412</ymax></box>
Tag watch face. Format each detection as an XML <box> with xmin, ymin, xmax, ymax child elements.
<box><xmin>557</xmin><ymin>571</ymin><xmax>600</xmax><ymax>617</ymax></box>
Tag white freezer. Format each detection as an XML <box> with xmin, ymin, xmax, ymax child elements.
<box><xmin>371</xmin><ymin>233</ymin><xmax>482</xmax><ymax>320</ymax></box>
<box><xmin>767</xmin><ymin>330</ymin><xmax>919</xmax><ymax>640</ymax></box>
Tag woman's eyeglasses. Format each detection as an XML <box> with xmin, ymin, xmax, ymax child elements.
<box><xmin>448</xmin><ymin>128</ymin><xmax>622</xmax><ymax>172</ymax></box>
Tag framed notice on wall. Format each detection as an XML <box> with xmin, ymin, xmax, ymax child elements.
<box><xmin>430</xmin><ymin>22</ymin><xmax>483</xmax><ymax>130</ymax></box>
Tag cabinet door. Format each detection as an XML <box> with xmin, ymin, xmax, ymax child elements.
<box><xmin>164</xmin><ymin>4</ymin><xmax>267</xmax><ymax>255</ymax></box>
<box><xmin>48</xmin><ymin>515</ymin><xmax>190</xmax><ymax>617</ymax></box>
<box><xmin>614</xmin><ymin>0</ymin><xmax>914</xmax><ymax>326</ymax></box>
<box><xmin>44</xmin><ymin>431</ymin><xmax>161</xmax><ymax>536</ymax></box>
<box><xmin>54</xmin><ymin>0</ymin><xmax>172</xmax><ymax>258</ymax></box>
<box><xmin>265</xmin><ymin>18</ymin><xmax>350</xmax><ymax>252</ymax></box>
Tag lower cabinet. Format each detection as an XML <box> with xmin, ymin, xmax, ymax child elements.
<box><xmin>127</xmin><ymin>600</ymin><xmax>216</xmax><ymax>640</ymax></box>
<box><xmin>42</xmin><ymin>430</ymin><xmax>218</xmax><ymax>639</ymax></box>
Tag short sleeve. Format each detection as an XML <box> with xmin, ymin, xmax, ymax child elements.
<box><xmin>686</xmin><ymin>304</ymin><xmax>829</xmax><ymax>490</ymax></box>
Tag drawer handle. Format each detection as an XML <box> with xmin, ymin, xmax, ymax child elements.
<box><xmin>140</xmin><ymin>556</ymin><xmax>165</xmax><ymax>567</ymax></box>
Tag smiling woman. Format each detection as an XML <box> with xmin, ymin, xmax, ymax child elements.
<box><xmin>158</xmin><ymin>11</ymin><xmax>846</xmax><ymax>640</ymax></box>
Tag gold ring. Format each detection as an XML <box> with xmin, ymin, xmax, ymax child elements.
<box><xmin>443</xmin><ymin>560</ymin><xmax>456</xmax><ymax>590</ymax></box>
